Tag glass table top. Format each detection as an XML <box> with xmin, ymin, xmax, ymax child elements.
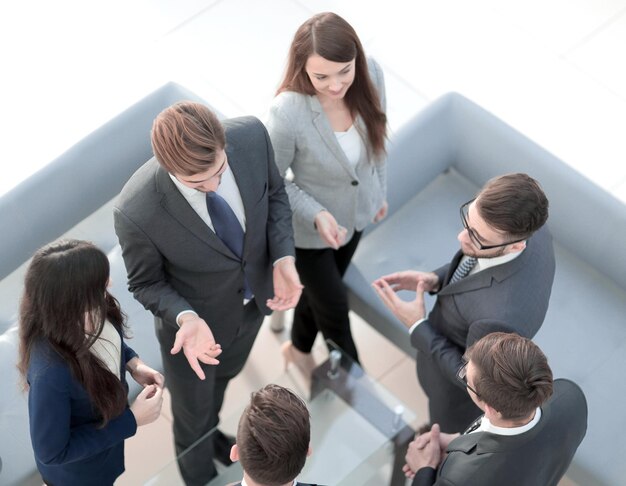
<box><xmin>146</xmin><ymin>341</ymin><xmax>416</xmax><ymax>486</ymax></box>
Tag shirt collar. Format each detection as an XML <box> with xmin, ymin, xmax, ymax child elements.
<box><xmin>168</xmin><ymin>172</ymin><xmax>201</xmax><ymax>197</ymax></box>
<box><xmin>241</xmin><ymin>478</ymin><xmax>298</xmax><ymax>486</ymax></box>
<box><xmin>475</xmin><ymin>247</ymin><xmax>524</xmax><ymax>272</ymax></box>
<box><xmin>168</xmin><ymin>164</ymin><xmax>233</xmax><ymax>198</ymax></box>
<box><xmin>477</xmin><ymin>407</ymin><xmax>542</xmax><ymax>436</ymax></box>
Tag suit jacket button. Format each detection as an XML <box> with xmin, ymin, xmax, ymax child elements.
<box><xmin>351</xmin><ymin>180</ymin><xmax>359</xmax><ymax>186</ymax></box>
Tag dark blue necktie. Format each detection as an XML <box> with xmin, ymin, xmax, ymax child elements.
<box><xmin>206</xmin><ymin>192</ymin><xmax>252</xmax><ymax>299</ymax></box>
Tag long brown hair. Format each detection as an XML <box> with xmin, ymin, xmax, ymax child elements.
<box><xmin>277</xmin><ymin>12</ymin><xmax>387</xmax><ymax>157</ymax></box>
<box><xmin>18</xmin><ymin>239</ymin><xmax>129</xmax><ymax>426</ymax></box>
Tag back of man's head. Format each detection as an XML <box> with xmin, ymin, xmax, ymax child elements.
<box><xmin>476</xmin><ymin>173</ymin><xmax>549</xmax><ymax>239</ymax></box>
<box><xmin>237</xmin><ymin>384</ymin><xmax>310</xmax><ymax>486</ymax></box>
<box><xmin>151</xmin><ymin>100</ymin><xmax>225</xmax><ymax>176</ymax></box>
<box><xmin>466</xmin><ymin>332</ymin><xmax>553</xmax><ymax>421</ymax></box>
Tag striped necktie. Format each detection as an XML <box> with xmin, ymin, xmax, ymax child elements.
<box><xmin>463</xmin><ymin>415</ymin><xmax>483</xmax><ymax>434</ymax></box>
<box><xmin>449</xmin><ymin>257</ymin><xmax>477</xmax><ymax>284</ymax></box>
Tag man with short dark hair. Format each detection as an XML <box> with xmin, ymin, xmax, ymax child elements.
<box><xmin>404</xmin><ymin>332</ymin><xmax>587</xmax><ymax>486</ymax></box>
<box><xmin>114</xmin><ymin>101</ymin><xmax>303</xmax><ymax>484</ymax></box>
<box><xmin>373</xmin><ymin>173</ymin><xmax>556</xmax><ymax>432</ymax></box>
<box><xmin>229</xmin><ymin>384</ymin><xmax>322</xmax><ymax>486</ymax></box>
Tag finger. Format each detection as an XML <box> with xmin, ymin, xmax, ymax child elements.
<box><xmin>198</xmin><ymin>354</ymin><xmax>220</xmax><ymax>365</ymax></box>
<box><xmin>267</xmin><ymin>301</ymin><xmax>291</xmax><ymax>312</ymax></box>
<box><xmin>137</xmin><ymin>384</ymin><xmax>154</xmax><ymax>399</ymax></box>
<box><xmin>155</xmin><ymin>373</ymin><xmax>165</xmax><ymax>387</ymax></box>
<box><xmin>184</xmin><ymin>351</ymin><xmax>206</xmax><ymax>380</ymax></box>
<box><xmin>151</xmin><ymin>386</ymin><xmax>164</xmax><ymax>400</ymax></box>
<box><xmin>430</xmin><ymin>423</ymin><xmax>441</xmax><ymax>445</ymax></box>
<box><xmin>414</xmin><ymin>435</ymin><xmax>430</xmax><ymax>449</ymax></box>
<box><xmin>371</xmin><ymin>282</ymin><xmax>393</xmax><ymax>307</ymax></box>
<box><xmin>170</xmin><ymin>332</ymin><xmax>184</xmax><ymax>355</ymax></box>
<box><xmin>376</xmin><ymin>280</ymin><xmax>400</xmax><ymax>307</ymax></box>
<box><xmin>415</xmin><ymin>282</ymin><xmax>426</xmax><ymax>306</ymax></box>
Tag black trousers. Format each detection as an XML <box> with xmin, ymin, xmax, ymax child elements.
<box><xmin>157</xmin><ymin>300</ymin><xmax>264</xmax><ymax>486</ymax></box>
<box><xmin>291</xmin><ymin>231</ymin><xmax>362</xmax><ymax>362</ymax></box>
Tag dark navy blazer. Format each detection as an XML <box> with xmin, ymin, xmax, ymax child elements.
<box><xmin>27</xmin><ymin>334</ymin><xmax>138</xmax><ymax>486</ymax></box>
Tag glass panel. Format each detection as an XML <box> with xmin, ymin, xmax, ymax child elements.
<box><xmin>147</xmin><ymin>341</ymin><xmax>416</xmax><ymax>485</ymax></box>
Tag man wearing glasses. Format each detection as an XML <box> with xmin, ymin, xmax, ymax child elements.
<box><xmin>403</xmin><ymin>333</ymin><xmax>587</xmax><ymax>486</ymax></box>
<box><xmin>373</xmin><ymin>173</ymin><xmax>555</xmax><ymax>432</ymax></box>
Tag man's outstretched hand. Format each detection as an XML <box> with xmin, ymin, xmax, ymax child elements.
<box><xmin>171</xmin><ymin>315</ymin><xmax>222</xmax><ymax>380</ymax></box>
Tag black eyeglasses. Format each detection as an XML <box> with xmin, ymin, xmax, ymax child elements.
<box><xmin>457</xmin><ymin>362</ymin><xmax>480</xmax><ymax>398</ymax></box>
<box><xmin>459</xmin><ymin>199</ymin><xmax>526</xmax><ymax>250</ymax></box>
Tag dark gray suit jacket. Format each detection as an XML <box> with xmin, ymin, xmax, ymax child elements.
<box><xmin>411</xmin><ymin>226</ymin><xmax>556</xmax><ymax>432</ymax></box>
<box><xmin>412</xmin><ymin>379</ymin><xmax>587</xmax><ymax>486</ymax></box>
<box><xmin>113</xmin><ymin>116</ymin><xmax>294</xmax><ymax>349</ymax></box>
<box><xmin>231</xmin><ymin>483</ymin><xmax>321</xmax><ymax>486</ymax></box>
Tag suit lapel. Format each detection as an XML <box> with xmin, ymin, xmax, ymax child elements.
<box><xmin>225</xmin><ymin>142</ymin><xmax>255</xmax><ymax>233</ymax></box>
<box><xmin>224</xmin><ymin>139</ymin><xmax>259</xmax><ymax>262</ymax></box>
<box><xmin>438</xmin><ymin>248</ymin><xmax>527</xmax><ymax>296</ymax></box>
<box><xmin>154</xmin><ymin>164</ymin><xmax>234</xmax><ymax>258</ymax></box>
<box><xmin>309</xmin><ymin>95</ymin><xmax>358</xmax><ymax>179</ymax></box>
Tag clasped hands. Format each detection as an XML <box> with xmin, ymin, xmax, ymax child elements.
<box><xmin>403</xmin><ymin>424</ymin><xmax>460</xmax><ymax>479</ymax></box>
<box><xmin>371</xmin><ymin>270</ymin><xmax>439</xmax><ymax>327</ymax></box>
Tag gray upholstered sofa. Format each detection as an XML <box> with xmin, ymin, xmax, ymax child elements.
<box><xmin>0</xmin><ymin>82</ymin><xmax>208</xmax><ymax>486</ymax></box>
<box><xmin>345</xmin><ymin>92</ymin><xmax>626</xmax><ymax>486</ymax></box>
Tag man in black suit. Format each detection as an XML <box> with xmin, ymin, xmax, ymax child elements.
<box><xmin>114</xmin><ymin>102</ymin><xmax>303</xmax><ymax>484</ymax></box>
<box><xmin>229</xmin><ymin>384</ymin><xmax>322</xmax><ymax>486</ymax></box>
<box><xmin>404</xmin><ymin>332</ymin><xmax>587</xmax><ymax>486</ymax></box>
<box><xmin>373</xmin><ymin>173</ymin><xmax>555</xmax><ymax>432</ymax></box>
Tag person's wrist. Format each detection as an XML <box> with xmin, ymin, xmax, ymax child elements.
<box><xmin>274</xmin><ymin>255</ymin><xmax>295</xmax><ymax>268</ymax></box>
<box><xmin>178</xmin><ymin>313</ymin><xmax>198</xmax><ymax>326</ymax></box>
<box><xmin>176</xmin><ymin>310</ymin><xmax>199</xmax><ymax>327</ymax></box>
<box><xmin>313</xmin><ymin>209</ymin><xmax>328</xmax><ymax>229</ymax></box>
<box><xmin>126</xmin><ymin>357</ymin><xmax>140</xmax><ymax>373</ymax></box>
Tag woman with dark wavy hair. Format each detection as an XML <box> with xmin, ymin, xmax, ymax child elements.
<box><xmin>267</xmin><ymin>12</ymin><xmax>388</xmax><ymax>368</ymax></box>
<box><xmin>18</xmin><ymin>239</ymin><xmax>164</xmax><ymax>486</ymax></box>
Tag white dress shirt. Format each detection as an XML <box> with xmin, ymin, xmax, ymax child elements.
<box><xmin>472</xmin><ymin>407</ymin><xmax>542</xmax><ymax>436</ymax></box>
<box><xmin>89</xmin><ymin>320</ymin><xmax>121</xmax><ymax>379</ymax></box>
<box><xmin>169</xmin><ymin>164</ymin><xmax>246</xmax><ymax>231</ymax></box>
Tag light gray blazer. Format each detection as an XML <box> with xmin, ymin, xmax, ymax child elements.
<box><xmin>266</xmin><ymin>57</ymin><xmax>387</xmax><ymax>249</ymax></box>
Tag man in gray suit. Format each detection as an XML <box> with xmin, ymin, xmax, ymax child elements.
<box><xmin>404</xmin><ymin>332</ymin><xmax>587</xmax><ymax>486</ymax></box>
<box><xmin>373</xmin><ymin>173</ymin><xmax>555</xmax><ymax>432</ymax></box>
<box><xmin>114</xmin><ymin>101</ymin><xmax>302</xmax><ymax>485</ymax></box>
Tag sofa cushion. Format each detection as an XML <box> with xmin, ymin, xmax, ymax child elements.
<box><xmin>0</xmin><ymin>326</ymin><xmax>36</xmax><ymax>486</ymax></box>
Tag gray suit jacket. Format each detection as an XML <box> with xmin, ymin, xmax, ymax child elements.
<box><xmin>113</xmin><ymin>116</ymin><xmax>294</xmax><ymax>349</ymax></box>
<box><xmin>411</xmin><ymin>226</ymin><xmax>556</xmax><ymax>432</ymax></box>
<box><xmin>412</xmin><ymin>379</ymin><xmax>587</xmax><ymax>486</ymax></box>
<box><xmin>266</xmin><ymin>57</ymin><xmax>387</xmax><ymax>249</ymax></box>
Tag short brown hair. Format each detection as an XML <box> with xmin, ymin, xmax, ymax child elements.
<box><xmin>151</xmin><ymin>101</ymin><xmax>225</xmax><ymax>176</ymax></box>
<box><xmin>476</xmin><ymin>173</ymin><xmax>549</xmax><ymax>239</ymax></box>
<box><xmin>277</xmin><ymin>12</ymin><xmax>387</xmax><ymax>157</ymax></box>
<box><xmin>466</xmin><ymin>332</ymin><xmax>553</xmax><ymax>421</ymax></box>
<box><xmin>237</xmin><ymin>384</ymin><xmax>310</xmax><ymax>485</ymax></box>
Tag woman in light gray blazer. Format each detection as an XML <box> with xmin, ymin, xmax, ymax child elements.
<box><xmin>267</xmin><ymin>12</ymin><xmax>387</xmax><ymax>367</ymax></box>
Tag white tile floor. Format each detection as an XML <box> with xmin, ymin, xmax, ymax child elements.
<box><xmin>4</xmin><ymin>1</ymin><xmax>625</xmax><ymax>484</ymax></box>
